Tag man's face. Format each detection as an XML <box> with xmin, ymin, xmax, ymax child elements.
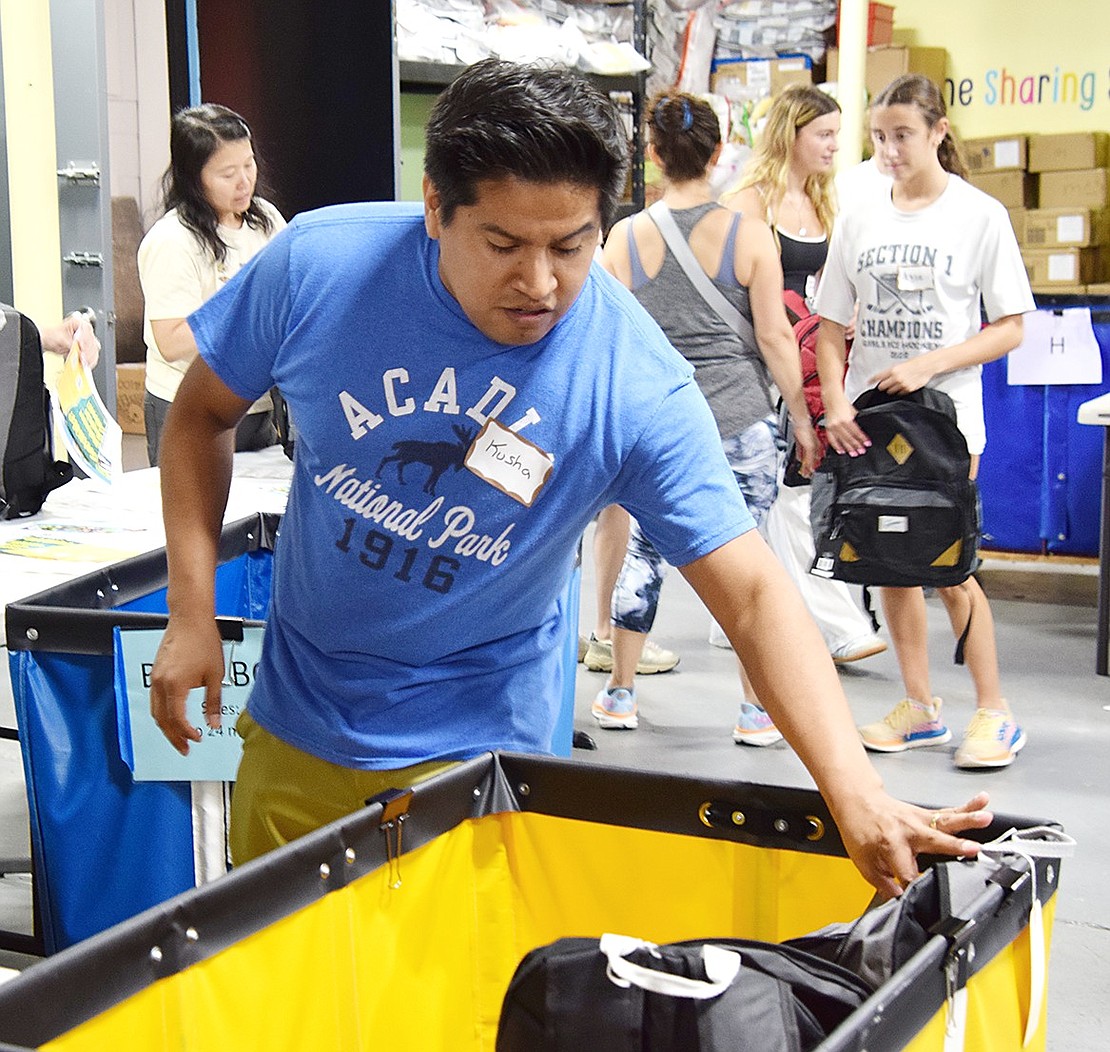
<box><xmin>423</xmin><ymin>174</ymin><xmax>602</xmax><ymax>346</ymax></box>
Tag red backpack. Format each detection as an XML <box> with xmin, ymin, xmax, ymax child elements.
<box><xmin>781</xmin><ymin>289</ymin><xmax>828</xmax><ymax>485</ymax></box>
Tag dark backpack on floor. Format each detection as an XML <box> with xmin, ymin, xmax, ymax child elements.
<box><xmin>0</xmin><ymin>306</ymin><xmax>74</xmax><ymax>518</ymax></box>
<box><xmin>810</xmin><ymin>386</ymin><xmax>980</xmax><ymax>588</ymax></box>
<box><xmin>496</xmin><ymin>932</ymin><xmax>871</xmax><ymax>1052</ymax></box>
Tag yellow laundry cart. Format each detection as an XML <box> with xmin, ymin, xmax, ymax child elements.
<box><xmin>0</xmin><ymin>753</ymin><xmax>1062</xmax><ymax>1051</ymax></box>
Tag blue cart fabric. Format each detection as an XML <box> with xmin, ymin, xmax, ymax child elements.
<box><xmin>979</xmin><ymin>315</ymin><xmax>1110</xmax><ymax>555</ymax></box>
<box><xmin>6</xmin><ymin>515</ymin><xmax>277</xmax><ymax>952</ymax></box>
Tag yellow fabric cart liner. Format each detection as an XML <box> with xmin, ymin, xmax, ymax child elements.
<box><xmin>0</xmin><ymin>753</ymin><xmax>1060</xmax><ymax>1051</ymax></box>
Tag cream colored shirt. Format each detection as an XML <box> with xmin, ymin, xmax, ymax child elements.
<box><xmin>138</xmin><ymin>199</ymin><xmax>286</xmax><ymax>406</ymax></box>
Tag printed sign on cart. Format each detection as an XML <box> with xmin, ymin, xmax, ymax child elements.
<box><xmin>1007</xmin><ymin>307</ymin><xmax>1103</xmax><ymax>386</ymax></box>
<box><xmin>114</xmin><ymin>625</ymin><xmax>264</xmax><ymax>781</ymax></box>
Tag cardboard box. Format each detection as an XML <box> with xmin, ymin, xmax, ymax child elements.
<box><xmin>115</xmin><ymin>362</ymin><xmax>145</xmax><ymax>435</ymax></box>
<box><xmin>1027</xmin><ymin>132</ymin><xmax>1109</xmax><ymax>173</ymax></box>
<box><xmin>1030</xmin><ymin>283</ymin><xmax>1088</xmax><ymax>295</ymax></box>
<box><xmin>826</xmin><ymin>45</ymin><xmax>948</xmax><ymax>99</ymax></box>
<box><xmin>1022</xmin><ymin>247</ymin><xmax>1105</xmax><ymax>287</ymax></box>
<box><xmin>963</xmin><ymin>136</ymin><xmax>1027</xmax><ymax>173</ymax></box>
<box><xmin>1007</xmin><ymin>208</ymin><xmax>1026</xmax><ymax>242</ymax></box>
<box><xmin>710</xmin><ymin>56</ymin><xmax>812</xmax><ymax>100</ymax></box>
<box><xmin>1022</xmin><ymin>208</ymin><xmax>1110</xmax><ymax>248</ymax></box>
<box><xmin>1084</xmin><ymin>281</ymin><xmax>1110</xmax><ymax>295</ymax></box>
<box><xmin>836</xmin><ymin>2</ymin><xmax>895</xmax><ymax>46</ymax></box>
<box><xmin>969</xmin><ymin>170</ymin><xmax>1038</xmax><ymax>209</ymax></box>
<box><xmin>1038</xmin><ymin>168</ymin><xmax>1110</xmax><ymax>209</ymax></box>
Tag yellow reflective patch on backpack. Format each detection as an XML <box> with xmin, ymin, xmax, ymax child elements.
<box><xmin>839</xmin><ymin>540</ymin><xmax>859</xmax><ymax>562</ymax></box>
<box><xmin>931</xmin><ymin>539</ymin><xmax>963</xmax><ymax>567</ymax></box>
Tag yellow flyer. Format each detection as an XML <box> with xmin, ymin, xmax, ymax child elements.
<box><xmin>56</xmin><ymin>339</ymin><xmax>123</xmax><ymax>485</ymax></box>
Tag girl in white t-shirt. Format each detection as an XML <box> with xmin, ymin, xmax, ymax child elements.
<box><xmin>138</xmin><ymin>104</ymin><xmax>286</xmax><ymax>464</ymax></box>
<box><xmin>814</xmin><ymin>74</ymin><xmax>1035</xmax><ymax>770</ymax></box>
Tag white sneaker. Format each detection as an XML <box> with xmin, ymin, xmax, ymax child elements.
<box><xmin>708</xmin><ymin>619</ymin><xmax>732</xmax><ymax>650</ymax></box>
<box><xmin>583</xmin><ymin>634</ymin><xmax>679</xmax><ymax>674</ymax></box>
<box><xmin>830</xmin><ymin>634</ymin><xmax>887</xmax><ymax>664</ymax></box>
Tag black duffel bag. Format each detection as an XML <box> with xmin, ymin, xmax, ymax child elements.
<box><xmin>496</xmin><ymin>931</ymin><xmax>871</xmax><ymax>1052</ymax></box>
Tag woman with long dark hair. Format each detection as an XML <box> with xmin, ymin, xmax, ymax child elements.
<box><xmin>138</xmin><ymin>103</ymin><xmax>285</xmax><ymax>464</ymax></box>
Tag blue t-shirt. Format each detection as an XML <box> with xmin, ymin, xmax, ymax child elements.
<box><xmin>190</xmin><ymin>202</ymin><xmax>754</xmax><ymax>768</ymax></box>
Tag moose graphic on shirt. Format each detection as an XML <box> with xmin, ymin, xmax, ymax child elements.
<box><xmin>376</xmin><ymin>423</ymin><xmax>476</xmax><ymax>496</ymax></box>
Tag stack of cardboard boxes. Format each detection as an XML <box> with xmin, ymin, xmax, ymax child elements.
<box><xmin>825</xmin><ymin>44</ymin><xmax>948</xmax><ymax>101</ymax></box>
<box><xmin>966</xmin><ymin>131</ymin><xmax>1110</xmax><ymax>296</ymax></box>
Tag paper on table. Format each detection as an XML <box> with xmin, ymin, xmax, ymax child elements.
<box><xmin>0</xmin><ymin>521</ymin><xmax>148</xmax><ymax>561</ymax></box>
<box><xmin>55</xmin><ymin>337</ymin><xmax>123</xmax><ymax>485</ymax></box>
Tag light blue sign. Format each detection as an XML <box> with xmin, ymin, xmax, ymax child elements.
<box><xmin>114</xmin><ymin>625</ymin><xmax>265</xmax><ymax>781</ymax></box>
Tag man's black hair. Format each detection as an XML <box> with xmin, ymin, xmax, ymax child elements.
<box><xmin>424</xmin><ymin>58</ymin><xmax>629</xmax><ymax>229</ymax></box>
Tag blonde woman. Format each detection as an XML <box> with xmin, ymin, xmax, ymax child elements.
<box><xmin>724</xmin><ymin>85</ymin><xmax>886</xmax><ymax>666</ymax></box>
<box><xmin>725</xmin><ymin>84</ymin><xmax>839</xmax><ymax>301</ymax></box>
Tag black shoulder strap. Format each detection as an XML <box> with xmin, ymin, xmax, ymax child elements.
<box><xmin>0</xmin><ymin>306</ymin><xmax>23</xmax><ymax>508</ymax></box>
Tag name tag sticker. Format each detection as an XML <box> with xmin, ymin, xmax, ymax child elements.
<box><xmin>465</xmin><ymin>419</ymin><xmax>554</xmax><ymax>506</ymax></box>
<box><xmin>897</xmin><ymin>266</ymin><xmax>934</xmax><ymax>291</ymax></box>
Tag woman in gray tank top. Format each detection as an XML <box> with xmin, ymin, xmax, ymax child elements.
<box><xmin>593</xmin><ymin>90</ymin><xmax>819</xmax><ymax>745</ymax></box>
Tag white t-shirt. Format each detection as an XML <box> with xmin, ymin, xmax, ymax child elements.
<box><xmin>814</xmin><ymin>174</ymin><xmax>1034</xmax><ymax>454</ymax></box>
<box><xmin>138</xmin><ymin>199</ymin><xmax>286</xmax><ymax>404</ymax></box>
<box><xmin>834</xmin><ymin>157</ymin><xmax>891</xmax><ymax>217</ymax></box>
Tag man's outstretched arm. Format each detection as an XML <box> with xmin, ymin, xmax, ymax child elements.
<box><xmin>680</xmin><ymin>530</ymin><xmax>992</xmax><ymax>898</ymax></box>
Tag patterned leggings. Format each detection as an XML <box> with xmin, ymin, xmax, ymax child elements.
<box><xmin>611</xmin><ymin>415</ymin><xmax>780</xmax><ymax>634</ymax></box>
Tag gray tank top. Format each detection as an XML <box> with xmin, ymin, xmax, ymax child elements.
<box><xmin>627</xmin><ymin>202</ymin><xmax>772</xmax><ymax>438</ymax></box>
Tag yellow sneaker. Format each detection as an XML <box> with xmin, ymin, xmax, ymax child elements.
<box><xmin>953</xmin><ymin>706</ymin><xmax>1027</xmax><ymax>769</ymax></box>
<box><xmin>859</xmin><ymin>697</ymin><xmax>951</xmax><ymax>752</ymax></box>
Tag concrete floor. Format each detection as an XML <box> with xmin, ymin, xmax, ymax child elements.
<box><xmin>571</xmin><ymin>531</ymin><xmax>1109</xmax><ymax>1051</ymax></box>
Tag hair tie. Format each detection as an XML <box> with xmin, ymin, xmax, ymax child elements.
<box><xmin>680</xmin><ymin>99</ymin><xmax>693</xmax><ymax>131</ymax></box>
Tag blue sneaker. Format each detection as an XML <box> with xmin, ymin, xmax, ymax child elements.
<box><xmin>592</xmin><ymin>686</ymin><xmax>638</xmax><ymax>730</ymax></box>
<box><xmin>732</xmin><ymin>702</ymin><xmax>783</xmax><ymax>746</ymax></box>
<box><xmin>953</xmin><ymin>705</ymin><xmax>1027</xmax><ymax>769</ymax></box>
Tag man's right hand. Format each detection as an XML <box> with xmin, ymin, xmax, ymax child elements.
<box><xmin>149</xmin><ymin>615</ymin><xmax>226</xmax><ymax>755</ymax></box>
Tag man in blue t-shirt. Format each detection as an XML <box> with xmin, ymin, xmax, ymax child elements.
<box><xmin>148</xmin><ymin>59</ymin><xmax>991</xmax><ymax>895</ymax></box>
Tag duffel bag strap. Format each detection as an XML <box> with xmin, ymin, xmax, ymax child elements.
<box><xmin>600</xmin><ymin>933</ymin><xmax>740</xmax><ymax>999</ymax></box>
<box><xmin>979</xmin><ymin>827</ymin><xmax>1076</xmax><ymax>1047</ymax></box>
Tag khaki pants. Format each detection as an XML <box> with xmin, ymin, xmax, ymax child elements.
<box><xmin>230</xmin><ymin>711</ymin><xmax>456</xmax><ymax>865</ymax></box>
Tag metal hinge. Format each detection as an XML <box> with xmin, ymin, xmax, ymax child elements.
<box><xmin>62</xmin><ymin>251</ymin><xmax>104</xmax><ymax>268</ymax></box>
<box><xmin>56</xmin><ymin>162</ymin><xmax>101</xmax><ymax>185</ymax></box>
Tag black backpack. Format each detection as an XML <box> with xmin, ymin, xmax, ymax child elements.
<box><xmin>810</xmin><ymin>387</ymin><xmax>980</xmax><ymax>588</ymax></box>
<box><xmin>496</xmin><ymin>932</ymin><xmax>871</xmax><ymax>1052</ymax></box>
<box><xmin>0</xmin><ymin>306</ymin><xmax>74</xmax><ymax>518</ymax></box>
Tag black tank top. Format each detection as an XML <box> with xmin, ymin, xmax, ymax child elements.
<box><xmin>778</xmin><ymin>229</ymin><xmax>828</xmax><ymax>298</ymax></box>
